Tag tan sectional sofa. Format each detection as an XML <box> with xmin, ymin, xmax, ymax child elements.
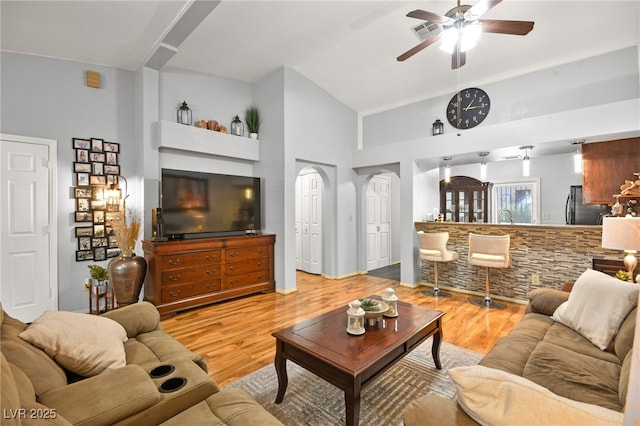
<box><xmin>404</xmin><ymin>270</ymin><xmax>638</xmax><ymax>425</ymax></box>
<box><xmin>0</xmin><ymin>302</ymin><xmax>283</xmax><ymax>426</ymax></box>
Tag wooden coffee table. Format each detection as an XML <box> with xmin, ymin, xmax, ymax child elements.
<box><xmin>272</xmin><ymin>297</ymin><xmax>444</xmax><ymax>426</ymax></box>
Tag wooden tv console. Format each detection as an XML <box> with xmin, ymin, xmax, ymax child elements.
<box><xmin>142</xmin><ymin>234</ymin><xmax>275</xmax><ymax>318</ymax></box>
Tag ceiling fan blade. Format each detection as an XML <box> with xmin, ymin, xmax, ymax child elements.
<box><xmin>451</xmin><ymin>43</ymin><xmax>466</xmax><ymax>69</ymax></box>
<box><xmin>407</xmin><ymin>9</ymin><xmax>451</xmax><ymax>24</ymax></box>
<box><xmin>479</xmin><ymin>19</ymin><xmax>534</xmax><ymax>35</ymax></box>
<box><xmin>465</xmin><ymin>0</ymin><xmax>503</xmax><ymax>20</ymax></box>
<box><xmin>397</xmin><ymin>35</ymin><xmax>440</xmax><ymax>62</ymax></box>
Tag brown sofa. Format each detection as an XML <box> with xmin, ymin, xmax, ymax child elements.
<box><xmin>0</xmin><ymin>302</ymin><xmax>283</xmax><ymax>425</ymax></box>
<box><xmin>404</xmin><ymin>287</ymin><xmax>637</xmax><ymax>425</ymax></box>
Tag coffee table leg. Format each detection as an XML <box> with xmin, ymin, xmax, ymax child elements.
<box><xmin>345</xmin><ymin>377</ymin><xmax>361</xmax><ymax>426</ymax></box>
<box><xmin>431</xmin><ymin>322</ymin><xmax>443</xmax><ymax>370</ymax></box>
<box><xmin>274</xmin><ymin>340</ymin><xmax>288</xmax><ymax>403</ymax></box>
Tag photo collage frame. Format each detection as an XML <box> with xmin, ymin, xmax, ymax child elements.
<box><xmin>73</xmin><ymin>137</ymin><xmax>122</xmax><ymax>261</ymax></box>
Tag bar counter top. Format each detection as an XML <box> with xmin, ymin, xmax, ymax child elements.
<box><xmin>414</xmin><ymin>221</ymin><xmax>617</xmax><ymax>302</ymax></box>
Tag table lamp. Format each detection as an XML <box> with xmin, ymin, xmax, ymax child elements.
<box><xmin>601</xmin><ymin>217</ymin><xmax>640</xmax><ymax>281</ymax></box>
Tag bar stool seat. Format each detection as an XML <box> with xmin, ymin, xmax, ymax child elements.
<box><xmin>468</xmin><ymin>233</ymin><xmax>511</xmax><ymax>309</ymax></box>
<box><xmin>418</xmin><ymin>231</ymin><xmax>459</xmax><ymax>298</ymax></box>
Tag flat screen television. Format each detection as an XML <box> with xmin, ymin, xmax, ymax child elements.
<box><xmin>160</xmin><ymin>169</ymin><xmax>261</xmax><ymax>239</ymax></box>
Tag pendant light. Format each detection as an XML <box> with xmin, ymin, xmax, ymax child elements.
<box><xmin>478</xmin><ymin>152</ymin><xmax>489</xmax><ymax>181</ymax></box>
<box><xmin>520</xmin><ymin>145</ymin><xmax>534</xmax><ymax>177</ymax></box>
<box><xmin>571</xmin><ymin>140</ymin><xmax>585</xmax><ymax>173</ymax></box>
<box><xmin>443</xmin><ymin>156</ymin><xmax>452</xmax><ymax>182</ymax></box>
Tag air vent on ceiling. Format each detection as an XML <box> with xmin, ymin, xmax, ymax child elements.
<box><xmin>411</xmin><ymin>21</ymin><xmax>441</xmax><ymax>41</ymax></box>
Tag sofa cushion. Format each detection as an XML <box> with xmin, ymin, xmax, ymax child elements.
<box><xmin>552</xmin><ymin>268</ymin><xmax>639</xmax><ymax>350</ymax></box>
<box><xmin>449</xmin><ymin>365</ymin><xmax>624</xmax><ymax>426</ymax></box>
<box><xmin>1</xmin><ymin>311</ymin><xmax>67</xmax><ymax>396</ymax></box>
<box><xmin>127</xmin><ymin>330</ymin><xmax>207</xmax><ymax>372</ymax></box>
<box><xmin>19</xmin><ymin>310</ymin><xmax>127</xmax><ymax>377</ymax></box>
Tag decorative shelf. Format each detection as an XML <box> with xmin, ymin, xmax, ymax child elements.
<box><xmin>156</xmin><ymin>120</ymin><xmax>260</xmax><ymax>162</ymax></box>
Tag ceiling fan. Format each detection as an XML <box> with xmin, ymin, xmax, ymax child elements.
<box><xmin>397</xmin><ymin>0</ymin><xmax>534</xmax><ymax>69</ymax></box>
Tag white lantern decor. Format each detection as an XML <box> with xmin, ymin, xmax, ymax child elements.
<box><xmin>382</xmin><ymin>288</ymin><xmax>398</xmax><ymax>317</ymax></box>
<box><xmin>346</xmin><ymin>300</ymin><xmax>365</xmax><ymax>335</ymax></box>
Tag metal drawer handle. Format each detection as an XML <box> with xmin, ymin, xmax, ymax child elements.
<box><xmin>229</xmin><ymin>251</ymin><xmax>240</xmax><ymax>258</ymax></box>
<box><xmin>168</xmin><ymin>259</ymin><xmax>182</xmax><ymax>266</ymax></box>
<box><xmin>257</xmin><ymin>249</ymin><xmax>265</xmax><ymax>254</ymax></box>
<box><xmin>230</xmin><ymin>280</ymin><xmax>239</xmax><ymax>285</ymax></box>
<box><xmin>168</xmin><ymin>274</ymin><xmax>182</xmax><ymax>282</ymax></box>
<box><xmin>205</xmin><ymin>255</ymin><xmax>216</xmax><ymax>261</ymax></box>
<box><xmin>229</xmin><ymin>266</ymin><xmax>238</xmax><ymax>272</ymax></box>
<box><xmin>169</xmin><ymin>290</ymin><xmax>181</xmax><ymax>297</ymax></box>
<box><xmin>206</xmin><ymin>269</ymin><xmax>217</xmax><ymax>275</ymax></box>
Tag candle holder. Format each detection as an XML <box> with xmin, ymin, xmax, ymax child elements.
<box><xmin>382</xmin><ymin>288</ymin><xmax>398</xmax><ymax>317</ymax></box>
<box><xmin>346</xmin><ymin>300</ymin><xmax>365</xmax><ymax>335</ymax></box>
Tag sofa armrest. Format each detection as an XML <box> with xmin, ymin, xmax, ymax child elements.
<box><xmin>404</xmin><ymin>394</ymin><xmax>478</xmax><ymax>426</ymax></box>
<box><xmin>102</xmin><ymin>302</ymin><xmax>161</xmax><ymax>338</ymax></box>
<box><xmin>526</xmin><ymin>288</ymin><xmax>569</xmax><ymax>316</ymax></box>
<box><xmin>39</xmin><ymin>365</ymin><xmax>160</xmax><ymax>426</ymax></box>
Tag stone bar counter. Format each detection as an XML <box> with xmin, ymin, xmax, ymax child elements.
<box><xmin>415</xmin><ymin>222</ymin><xmax>621</xmax><ymax>303</ymax></box>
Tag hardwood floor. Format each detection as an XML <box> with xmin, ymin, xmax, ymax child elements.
<box><xmin>161</xmin><ymin>271</ymin><xmax>526</xmax><ymax>387</ymax></box>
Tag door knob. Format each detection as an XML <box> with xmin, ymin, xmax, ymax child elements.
<box><xmin>376</xmin><ymin>226</ymin><xmax>380</xmax><ymax>231</ymax></box>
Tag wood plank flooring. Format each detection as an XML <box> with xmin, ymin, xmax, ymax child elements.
<box><xmin>161</xmin><ymin>271</ymin><xmax>526</xmax><ymax>387</ymax></box>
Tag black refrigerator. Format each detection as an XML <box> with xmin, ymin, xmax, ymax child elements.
<box><xmin>565</xmin><ymin>185</ymin><xmax>608</xmax><ymax>225</ymax></box>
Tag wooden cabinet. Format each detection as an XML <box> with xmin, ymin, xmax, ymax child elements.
<box><xmin>592</xmin><ymin>256</ymin><xmax>639</xmax><ymax>278</ymax></box>
<box><xmin>143</xmin><ymin>234</ymin><xmax>275</xmax><ymax>317</ymax></box>
<box><xmin>582</xmin><ymin>137</ymin><xmax>640</xmax><ymax>204</ymax></box>
<box><xmin>440</xmin><ymin>176</ymin><xmax>490</xmax><ymax>222</ymax></box>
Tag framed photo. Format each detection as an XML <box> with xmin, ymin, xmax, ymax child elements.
<box><xmin>74</xmin><ymin>162</ymin><xmax>92</xmax><ymax>173</ymax></box>
<box><xmin>76</xmin><ymin>198</ymin><xmax>90</xmax><ymax>212</ymax></box>
<box><xmin>78</xmin><ymin>236</ymin><xmax>92</xmax><ymax>251</ymax></box>
<box><xmin>105</xmin><ymin>212</ymin><xmax>119</xmax><ymax>223</ymax></box>
<box><xmin>107</xmin><ymin>248</ymin><xmax>121</xmax><ymax>258</ymax></box>
<box><xmin>91</xmin><ymin>138</ymin><xmax>104</xmax><ymax>152</ymax></box>
<box><xmin>73</xmin><ymin>138</ymin><xmax>91</xmax><ymax>150</ymax></box>
<box><xmin>91</xmin><ymin>200</ymin><xmax>106</xmax><ymax>210</ymax></box>
<box><xmin>89</xmin><ymin>152</ymin><xmax>105</xmax><ymax>163</ymax></box>
<box><xmin>94</xmin><ymin>247</ymin><xmax>106</xmax><ymax>261</ymax></box>
<box><xmin>108</xmin><ymin>234</ymin><xmax>118</xmax><ymax>248</ymax></box>
<box><xmin>104</xmin><ymin>142</ymin><xmax>119</xmax><ymax>153</ymax></box>
<box><xmin>107</xmin><ymin>174</ymin><xmax>119</xmax><ymax>185</ymax></box>
<box><xmin>75</xmin><ymin>211</ymin><xmax>92</xmax><ymax>222</ymax></box>
<box><xmin>92</xmin><ymin>162</ymin><xmax>104</xmax><ymax>176</ymax></box>
<box><xmin>106</xmin><ymin>152</ymin><xmax>118</xmax><ymax>165</ymax></box>
<box><xmin>76</xmin><ymin>149</ymin><xmax>89</xmax><ymax>163</ymax></box>
<box><xmin>75</xmin><ymin>226</ymin><xmax>93</xmax><ymax>237</ymax></box>
<box><xmin>77</xmin><ymin>173</ymin><xmax>89</xmax><ymax>186</ymax></box>
<box><xmin>104</xmin><ymin>165</ymin><xmax>120</xmax><ymax>175</ymax></box>
<box><xmin>92</xmin><ymin>237</ymin><xmax>108</xmax><ymax>248</ymax></box>
<box><xmin>94</xmin><ymin>224</ymin><xmax>106</xmax><ymax>237</ymax></box>
<box><xmin>90</xmin><ymin>175</ymin><xmax>106</xmax><ymax>185</ymax></box>
<box><xmin>76</xmin><ymin>250</ymin><xmax>94</xmax><ymax>261</ymax></box>
<box><xmin>93</xmin><ymin>210</ymin><xmax>105</xmax><ymax>224</ymax></box>
<box><xmin>91</xmin><ymin>186</ymin><xmax>104</xmax><ymax>200</ymax></box>
<box><xmin>163</xmin><ymin>176</ymin><xmax>208</xmax><ymax>211</ymax></box>
<box><xmin>75</xmin><ymin>187</ymin><xmax>92</xmax><ymax>198</ymax></box>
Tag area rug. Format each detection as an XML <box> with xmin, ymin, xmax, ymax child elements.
<box><xmin>225</xmin><ymin>338</ymin><xmax>482</xmax><ymax>426</ymax></box>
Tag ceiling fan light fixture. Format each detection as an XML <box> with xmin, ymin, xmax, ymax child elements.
<box><xmin>439</xmin><ymin>20</ymin><xmax>481</xmax><ymax>53</ymax></box>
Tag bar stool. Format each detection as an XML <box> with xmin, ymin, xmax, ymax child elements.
<box><xmin>468</xmin><ymin>233</ymin><xmax>511</xmax><ymax>309</ymax></box>
<box><xmin>419</xmin><ymin>231</ymin><xmax>459</xmax><ymax>298</ymax></box>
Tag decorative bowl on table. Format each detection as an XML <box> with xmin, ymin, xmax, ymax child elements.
<box><xmin>359</xmin><ymin>299</ymin><xmax>389</xmax><ymax>326</ymax></box>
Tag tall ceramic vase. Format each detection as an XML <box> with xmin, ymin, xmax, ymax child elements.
<box><xmin>107</xmin><ymin>254</ymin><xmax>147</xmax><ymax>307</ymax></box>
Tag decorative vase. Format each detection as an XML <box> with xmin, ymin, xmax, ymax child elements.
<box><xmin>107</xmin><ymin>253</ymin><xmax>147</xmax><ymax>307</ymax></box>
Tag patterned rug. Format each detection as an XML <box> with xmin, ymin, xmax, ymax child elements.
<box><xmin>225</xmin><ymin>338</ymin><xmax>482</xmax><ymax>425</ymax></box>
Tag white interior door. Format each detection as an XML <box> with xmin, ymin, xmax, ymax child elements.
<box><xmin>295</xmin><ymin>171</ymin><xmax>322</xmax><ymax>274</ymax></box>
<box><xmin>366</xmin><ymin>175</ymin><xmax>391</xmax><ymax>271</ymax></box>
<box><xmin>1</xmin><ymin>135</ymin><xmax>57</xmax><ymax>322</ymax></box>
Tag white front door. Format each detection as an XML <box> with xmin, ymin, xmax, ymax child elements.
<box><xmin>1</xmin><ymin>135</ymin><xmax>57</xmax><ymax>322</ymax></box>
<box><xmin>366</xmin><ymin>175</ymin><xmax>391</xmax><ymax>271</ymax></box>
<box><xmin>295</xmin><ymin>171</ymin><xmax>322</xmax><ymax>274</ymax></box>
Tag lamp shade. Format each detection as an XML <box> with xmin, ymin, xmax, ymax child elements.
<box><xmin>601</xmin><ymin>217</ymin><xmax>640</xmax><ymax>252</ymax></box>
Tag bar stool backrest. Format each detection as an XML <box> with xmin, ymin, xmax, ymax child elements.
<box><xmin>468</xmin><ymin>233</ymin><xmax>511</xmax><ymax>268</ymax></box>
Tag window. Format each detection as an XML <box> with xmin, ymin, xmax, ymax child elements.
<box><xmin>492</xmin><ymin>180</ymin><xmax>539</xmax><ymax>224</ymax></box>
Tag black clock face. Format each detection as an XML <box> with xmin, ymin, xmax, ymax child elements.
<box><xmin>446</xmin><ymin>88</ymin><xmax>490</xmax><ymax>129</ymax></box>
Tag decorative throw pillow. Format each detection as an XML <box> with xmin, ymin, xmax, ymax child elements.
<box><xmin>552</xmin><ymin>268</ymin><xmax>639</xmax><ymax>350</ymax></box>
<box><xmin>19</xmin><ymin>310</ymin><xmax>127</xmax><ymax>377</ymax></box>
<box><xmin>449</xmin><ymin>365</ymin><xmax>624</xmax><ymax>426</ymax></box>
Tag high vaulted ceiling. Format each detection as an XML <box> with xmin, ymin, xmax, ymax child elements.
<box><xmin>1</xmin><ymin>1</ymin><xmax>639</xmax><ymax>114</ymax></box>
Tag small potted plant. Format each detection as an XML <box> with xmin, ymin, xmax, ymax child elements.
<box><xmin>88</xmin><ymin>264</ymin><xmax>108</xmax><ymax>293</ymax></box>
<box><xmin>244</xmin><ymin>106</ymin><xmax>262</xmax><ymax>139</ymax></box>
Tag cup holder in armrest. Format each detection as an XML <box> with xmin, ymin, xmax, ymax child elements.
<box><xmin>158</xmin><ymin>377</ymin><xmax>187</xmax><ymax>393</ymax></box>
<box><xmin>149</xmin><ymin>364</ymin><xmax>175</xmax><ymax>379</ymax></box>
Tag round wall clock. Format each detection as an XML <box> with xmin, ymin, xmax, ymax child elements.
<box><xmin>446</xmin><ymin>88</ymin><xmax>490</xmax><ymax>130</ymax></box>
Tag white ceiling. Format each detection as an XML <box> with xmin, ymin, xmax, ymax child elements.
<box><xmin>1</xmin><ymin>0</ymin><xmax>639</xmax><ymax>115</ymax></box>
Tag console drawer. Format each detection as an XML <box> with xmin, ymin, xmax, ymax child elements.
<box><xmin>224</xmin><ymin>270</ymin><xmax>270</xmax><ymax>288</ymax></box>
<box><xmin>160</xmin><ymin>250</ymin><xmax>220</xmax><ymax>270</ymax></box>
<box><xmin>161</xmin><ymin>264</ymin><xmax>221</xmax><ymax>286</ymax></box>
<box><xmin>225</xmin><ymin>245</ymin><xmax>269</xmax><ymax>262</ymax></box>
<box><xmin>160</xmin><ymin>279</ymin><xmax>222</xmax><ymax>302</ymax></box>
<box><xmin>225</xmin><ymin>257</ymin><xmax>269</xmax><ymax>276</ymax></box>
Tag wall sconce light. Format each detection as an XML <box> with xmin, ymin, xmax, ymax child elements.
<box><xmin>432</xmin><ymin>118</ymin><xmax>444</xmax><ymax>136</ymax></box>
<box><xmin>478</xmin><ymin>152</ymin><xmax>489</xmax><ymax>181</ymax></box>
<box><xmin>443</xmin><ymin>156</ymin><xmax>452</xmax><ymax>182</ymax></box>
<box><xmin>105</xmin><ymin>175</ymin><xmax>129</xmax><ymax>213</ymax></box>
<box><xmin>519</xmin><ymin>145</ymin><xmax>534</xmax><ymax>177</ymax></box>
<box><xmin>177</xmin><ymin>101</ymin><xmax>192</xmax><ymax>126</ymax></box>
<box><xmin>571</xmin><ymin>139</ymin><xmax>585</xmax><ymax>173</ymax></box>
